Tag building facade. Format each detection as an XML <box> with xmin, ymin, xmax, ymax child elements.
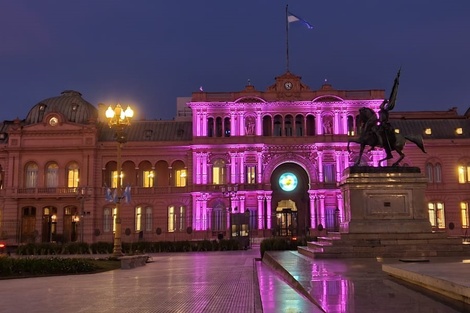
<box><xmin>0</xmin><ymin>72</ymin><xmax>469</xmax><ymax>246</ymax></box>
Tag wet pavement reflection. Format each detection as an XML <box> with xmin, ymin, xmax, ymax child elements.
<box><xmin>262</xmin><ymin>251</ymin><xmax>469</xmax><ymax>313</ymax></box>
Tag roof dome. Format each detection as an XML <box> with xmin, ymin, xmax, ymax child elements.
<box><xmin>25</xmin><ymin>90</ymin><xmax>98</xmax><ymax>125</ymax></box>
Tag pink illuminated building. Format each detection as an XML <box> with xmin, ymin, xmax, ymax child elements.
<box><xmin>0</xmin><ymin>72</ymin><xmax>469</xmax><ymax>246</ymax></box>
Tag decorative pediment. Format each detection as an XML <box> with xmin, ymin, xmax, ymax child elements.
<box><xmin>266</xmin><ymin>71</ymin><xmax>311</xmax><ymax>93</ymax></box>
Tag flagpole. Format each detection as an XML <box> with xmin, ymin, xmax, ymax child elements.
<box><xmin>286</xmin><ymin>4</ymin><xmax>289</xmax><ymax>72</ymax></box>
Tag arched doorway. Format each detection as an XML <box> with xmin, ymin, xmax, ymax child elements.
<box><xmin>270</xmin><ymin>163</ymin><xmax>310</xmax><ymax>237</ymax></box>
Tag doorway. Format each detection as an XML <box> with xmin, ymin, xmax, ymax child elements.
<box><xmin>275</xmin><ymin>199</ymin><xmax>298</xmax><ymax>236</ymax></box>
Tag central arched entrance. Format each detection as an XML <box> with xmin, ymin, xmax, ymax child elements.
<box><xmin>270</xmin><ymin>163</ymin><xmax>310</xmax><ymax>237</ymax></box>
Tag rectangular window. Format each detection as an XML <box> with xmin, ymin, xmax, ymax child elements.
<box><xmin>458</xmin><ymin>165</ymin><xmax>470</xmax><ymax>184</ymax></box>
<box><xmin>104</xmin><ymin>208</ymin><xmax>111</xmax><ymax>232</ymax></box>
<box><xmin>323</xmin><ymin>164</ymin><xmax>335</xmax><ymax>183</ymax></box>
<box><xmin>135</xmin><ymin>207</ymin><xmax>142</xmax><ymax>231</ymax></box>
<box><xmin>428</xmin><ymin>203</ymin><xmax>436</xmax><ymax>227</ymax></box>
<box><xmin>436</xmin><ymin>202</ymin><xmax>445</xmax><ymax>229</ymax></box>
<box><xmin>461</xmin><ymin>202</ymin><xmax>469</xmax><ymax>229</ymax></box>
<box><xmin>212</xmin><ymin>209</ymin><xmax>225</xmax><ymax>231</ymax></box>
<box><xmin>213</xmin><ymin>167</ymin><xmax>225</xmax><ymax>185</ymax></box>
<box><xmin>429</xmin><ymin>202</ymin><xmax>445</xmax><ymax>228</ymax></box>
<box><xmin>68</xmin><ymin>169</ymin><xmax>79</xmax><ymax>187</ymax></box>
<box><xmin>26</xmin><ymin>168</ymin><xmax>38</xmax><ymax>188</ymax></box>
<box><xmin>246</xmin><ymin>166</ymin><xmax>256</xmax><ymax>184</ymax></box>
<box><xmin>46</xmin><ymin>165</ymin><xmax>59</xmax><ymax>188</ymax></box>
<box><xmin>176</xmin><ymin>169</ymin><xmax>187</xmax><ymax>187</ymax></box>
<box><xmin>145</xmin><ymin>207</ymin><xmax>152</xmax><ymax>231</ymax></box>
<box><xmin>142</xmin><ymin>170</ymin><xmax>154</xmax><ymax>188</ymax></box>
<box><xmin>168</xmin><ymin>206</ymin><xmax>175</xmax><ymax>232</ymax></box>
<box><xmin>112</xmin><ymin>171</ymin><xmax>118</xmax><ymax>188</ymax></box>
<box><xmin>179</xmin><ymin>206</ymin><xmax>185</xmax><ymax>231</ymax></box>
<box><xmin>113</xmin><ymin>207</ymin><xmax>117</xmax><ymax>233</ymax></box>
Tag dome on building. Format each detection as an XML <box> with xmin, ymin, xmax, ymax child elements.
<box><xmin>25</xmin><ymin>90</ymin><xmax>98</xmax><ymax>125</ymax></box>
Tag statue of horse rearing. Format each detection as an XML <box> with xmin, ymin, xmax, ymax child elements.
<box><xmin>347</xmin><ymin>107</ymin><xmax>426</xmax><ymax>167</ymax></box>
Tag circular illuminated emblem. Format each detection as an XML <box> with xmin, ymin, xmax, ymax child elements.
<box><xmin>49</xmin><ymin>117</ymin><xmax>59</xmax><ymax>126</ymax></box>
<box><xmin>284</xmin><ymin>81</ymin><xmax>293</xmax><ymax>90</ymax></box>
<box><xmin>279</xmin><ymin>172</ymin><xmax>298</xmax><ymax>192</ymax></box>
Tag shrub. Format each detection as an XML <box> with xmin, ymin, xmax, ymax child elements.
<box><xmin>0</xmin><ymin>257</ymin><xmax>101</xmax><ymax>278</ymax></box>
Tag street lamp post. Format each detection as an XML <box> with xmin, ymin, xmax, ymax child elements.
<box><xmin>106</xmin><ymin>103</ymin><xmax>133</xmax><ymax>256</ymax></box>
<box><xmin>76</xmin><ymin>187</ymin><xmax>90</xmax><ymax>243</ymax></box>
<box><xmin>221</xmin><ymin>184</ymin><xmax>238</xmax><ymax>237</ymax></box>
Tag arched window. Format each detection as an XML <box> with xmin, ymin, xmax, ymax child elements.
<box><xmin>347</xmin><ymin>115</ymin><xmax>355</xmax><ymax>136</ymax></box>
<box><xmin>285</xmin><ymin>115</ymin><xmax>293</xmax><ymax>136</ymax></box>
<box><xmin>426</xmin><ymin>163</ymin><xmax>433</xmax><ymax>183</ymax></box>
<box><xmin>216</xmin><ymin>117</ymin><xmax>223</xmax><ymax>137</ymax></box>
<box><xmin>207</xmin><ymin>117</ymin><xmax>214</xmax><ymax>137</ymax></box>
<box><xmin>295</xmin><ymin>115</ymin><xmax>303</xmax><ymax>136</ymax></box>
<box><xmin>224</xmin><ymin>117</ymin><xmax>231</xmax><ymax>137</ymax></box>
<box><xmin>46</xmin><ymin>163</ymin><xmax>59</xmax><ymax>188</ymax></box>
<box><xmin>435</xmin><ymin>163</ymin><xmax>442</xmax><ymax>183</ymax></box>
<box><xmin>262</xmin><ymin>115</ymin><xmax>272</xmax><ymax>136</ymax></box>
<box><xmin>273</xmin><ymin>115</ymin><xmax>282</xmax><ymax>136</ymax></box>
<box><xmin>25</xmin><ymin>162</ymin><xmax>39</xmax><ymax>188</ymax></box>
<box><xmin>212</xmin><ymin>159</ymin><xmax>226</xmax><ymax>185</ymax></box>
<box><xmin>67</xmin><ymin>162</ymin><xmax>79</xmax><ymax>188</ymax></box>
<box><xmin>426</xmin><ymin>162</ymin><xmax>443</xmax><ymax>183</ymax></box>
<box><xmin>306</xmin><ymin>115</ymin><xmax>315</xmax><ymax>136</ymax></box>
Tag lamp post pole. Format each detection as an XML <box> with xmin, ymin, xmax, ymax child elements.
<box><xmin>221</xmin><ymin>184</ymin><xmax>238</xmax><ymax>237</ymax></box>
<box><xmin>106</xmin><ymin>104</ymin><xmax>133</xmax><ymax>256</ymax></box>
<box><xmin>76</xmin><ymin>187</ymin><xmax>88</xmax><ymax>243</ymax></box>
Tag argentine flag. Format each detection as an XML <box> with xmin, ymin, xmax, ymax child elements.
<box><xmin>287</xmin><ymin>12</ymin><xmax>313</xmax><ymax>29</ymax></box>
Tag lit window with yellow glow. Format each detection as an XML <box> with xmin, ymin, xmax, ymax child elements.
<box><xmin>424</xmin><ymin>128</ymin><xmax>432</xmax><ymax>135</ymax></box>
<box><xmin>458</xmin><ymin>164</ymin><xmax>470</xmax><ymax>184</ymax></box>
<box><xmin>461</xmin><ymin>202</ymin><xmax>469</xmax><ymax>228</ymax></box>
<box><xmin>456</xmin><ymin>127</ymin><xmax>463</xmax><ymax>135</ymax></box>
<box><xmin>279</xmin><ymin>172</ymin><xmax>298</xmax><ymax>192</ymax></box>
<box><xmin>176</xmin><ymin>169</ymin><xmax>187</xmax><ymax>187</ymax></box>
<box><xmin>143</xmin><ymin>170</ymin><xmax>154</xmax><ymax>188</ymax></box>
<box><xmin>394</xmin><ymin>128</ymin><xmax>400</xmax><ymax>134</ymax></box>
<box><xmin>428</xmin><ymin>202</ymin><xmax>445</xmax><ymax>229</ymax></box>
<box><xmin>111</xmin><ymin>170</ymin><xmax>122</xmax><ymax>188</ymax></box>
<box><xmin>246</xmin><ymin>166</ymin><xmax>256</xmax><ymax>184</ymax></box>
<box><xmin>67</xmin><ymin>162</ymin><xmax>79</xmax><ymax>188</ymax></box>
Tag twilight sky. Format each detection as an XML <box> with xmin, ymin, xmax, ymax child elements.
<box><xmin>1</xmin><ymin>0</ymin><xmax>469</xmax><ymax>121</ymax></box>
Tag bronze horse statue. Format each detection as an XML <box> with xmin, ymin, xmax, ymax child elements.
<box><xmin>347</xmin><ymin>107</ymin><xmax>426</xmax><ymax>167</ymax></box>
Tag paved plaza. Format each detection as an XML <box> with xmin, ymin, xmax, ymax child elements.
<box><xmin>1</xmin><ymin>247</ymin><xmax>470</xmax><ymax>312</ymax></box>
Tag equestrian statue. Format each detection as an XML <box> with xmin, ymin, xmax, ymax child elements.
<box><xmin>347</xmin><ymin>69</ymin><xmax>426</xmax><ymax>167</ymax></box>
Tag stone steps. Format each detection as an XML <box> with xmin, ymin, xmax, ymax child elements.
<box><xmin>299</xmin><ymin>232</ymin><xmax>470</xmax><ymax>259</ymax></box>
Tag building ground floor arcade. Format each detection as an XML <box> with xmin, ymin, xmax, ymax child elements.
<box><xmin>2</xmin><ymin>158</ymin><xmax>346</xmax><ymax>245</ymax></box>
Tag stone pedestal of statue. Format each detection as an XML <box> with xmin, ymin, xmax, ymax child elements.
<box><xmin>340</xmin><ymin>166</ymin><xmax>431</xmax><ymax>233</ymax></box>
<box><xmin>298</xmin><ymin>166</ymin><xmax>470</xmax><ymax>258</ymax></box>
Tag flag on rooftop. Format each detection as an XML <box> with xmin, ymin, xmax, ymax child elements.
<box><xmin>287</xmin><ymin>12</ymin><xmax>313</xmax><ymax>29</ymax></box>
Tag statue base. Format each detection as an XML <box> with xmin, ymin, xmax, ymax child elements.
<box><xmin>297</xmin><ymin>166</ymin><xmax>470</xmax><ymax>258</ymax></box>
<box><xmin>339</xmin><ymin>166</ymin><xmax>431</xmax><ymax>233</ymax></box>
